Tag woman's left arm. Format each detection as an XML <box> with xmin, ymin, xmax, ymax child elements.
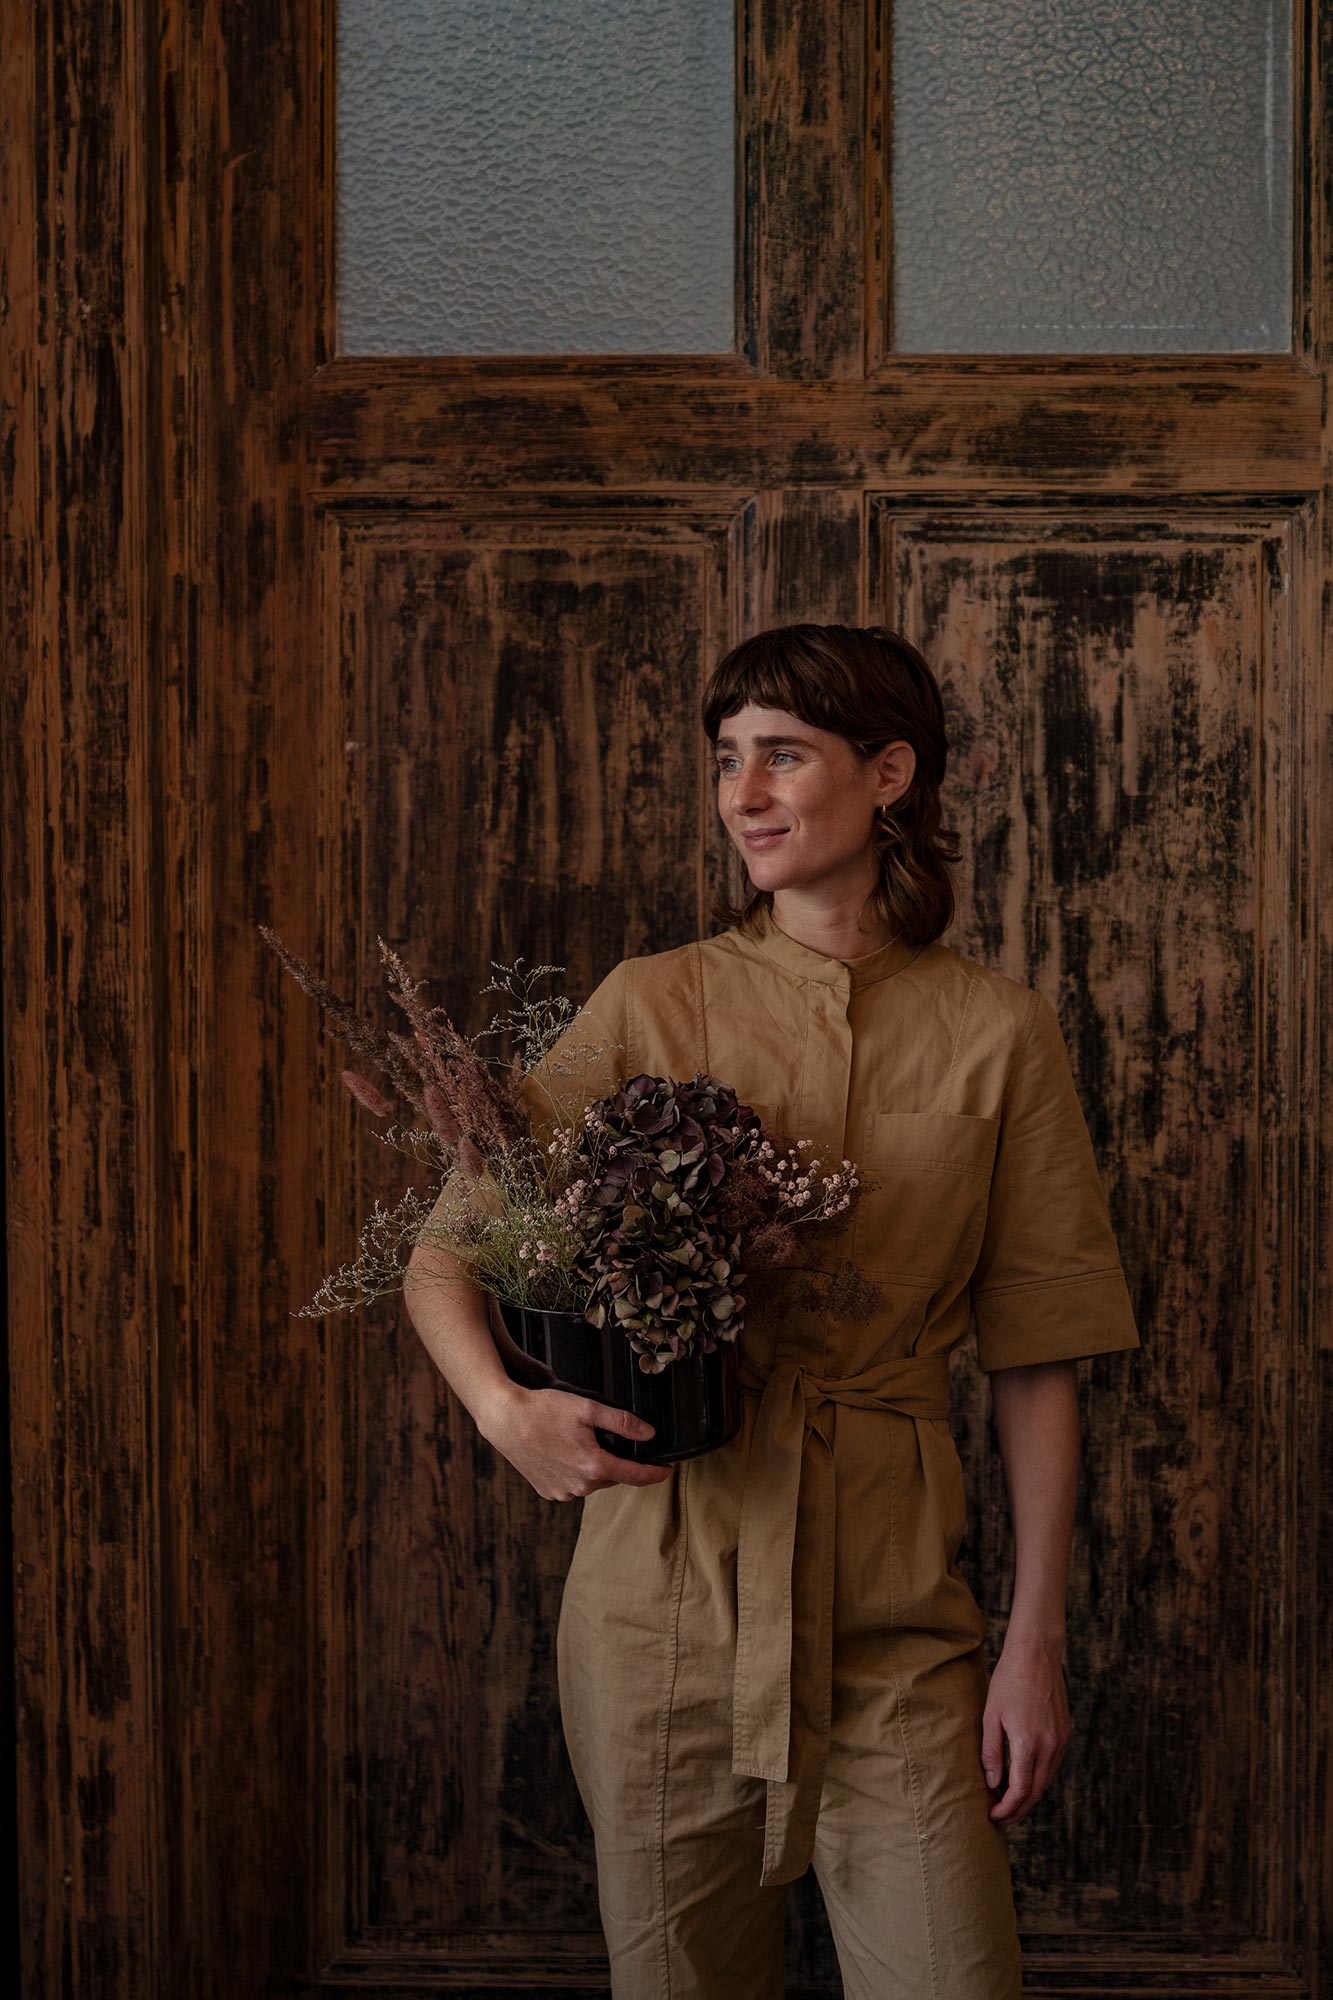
<box><xmin>981</xmin><ymin>1356</ymin><xmax>1080</xmax><ymax>1825</ymax></box>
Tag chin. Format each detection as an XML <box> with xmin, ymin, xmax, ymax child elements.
<box><xmin>744</xmin><ymin>862</ymin><xmax>798</xmax><ymax>890</ymax></box>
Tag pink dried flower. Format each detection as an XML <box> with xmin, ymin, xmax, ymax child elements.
<box><xmin>341</xmin><ymin>1069</ymin><xmax>395</xmax><ymax>1119</ymax></box>
<box><xmin>422</xmin><ymin>1083</ymin><xmax>460</xmax><ymax>1146</ymax></box>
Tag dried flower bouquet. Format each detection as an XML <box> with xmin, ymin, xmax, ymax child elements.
<box><xmin>260</xmin><ymin>928</ymin><xmax>888</xmax><ymax>1373</ymax></box>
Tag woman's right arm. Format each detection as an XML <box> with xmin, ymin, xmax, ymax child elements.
<box><xmin>402</xmin><ymin>1238</ymin><xmax>671</xmax><ymax>1498</ymax></box>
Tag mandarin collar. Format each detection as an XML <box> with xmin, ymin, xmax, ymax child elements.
<box><xmin>726</xmin><ymin>899</ymin><xmax>925</xmax><ymax>991</ymax></box>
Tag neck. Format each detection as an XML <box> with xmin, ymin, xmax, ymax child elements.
<box><xmin>766</xmin><ymin>892</ymin><xmax>897</xmax><ymax>963</ymax></box>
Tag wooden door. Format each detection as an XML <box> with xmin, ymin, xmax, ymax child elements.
<box><xmin>6</xmin><ymin>0</ymin><xmax>1330</xmax><ymax>1994</ymax></box>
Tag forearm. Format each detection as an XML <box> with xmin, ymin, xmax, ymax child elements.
<box><xmin>402</xmin><ymin>1246</ymin><xmax>518</xmax><ymax>1437</ymax></box>
<box><xmin>988</xmin><ymin>1357</ymin><xmax>1080</xmax><ymax>1647</ymax></box>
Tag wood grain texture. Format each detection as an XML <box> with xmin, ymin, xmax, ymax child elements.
<box><xmin>747</xmin><ymin>0</ymin><xmax>865</xmax><ymax>377</ymax></box>
<box><xmin>2</xmin><ymin>0</ymin><xmax>168</xmax><ymax>1990</ymax></box>
<box><xmin>1302</xmin><ymin>4</ymin><xmax>1333</xmax><ymax>1998</ymax></box>
<box><xmin>872</xmin><ymin>498</ymin><xmax>1321</xmax><ymax>1976</ymax></box>
<box><xmin>157</xmin><ymin>0</ymin><xmax>325</xmax><ymax>1990</ymax></box>
<box><xmin>313</xmin><ymin>497</ymin><xmax>743</xmax><ymax>1974</ymax></box>
<box><xmin>3</xmin><ymin>0</ymin><xmax>1330</xmax><ymax>1992</ymax></box>
<box><xmin>305</xmin><ymin>357</ymin><xmax>1322</xmax><ymax>497</ymax></box>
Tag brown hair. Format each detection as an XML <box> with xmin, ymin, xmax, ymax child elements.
<box><xmin>700</xmin><ymin>623</ymin><xmax>961</xmax><ymax>944</ymax></box>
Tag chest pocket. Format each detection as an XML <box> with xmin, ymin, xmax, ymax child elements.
<box><xmin>851</xmin><ymin>1110</ymin><xmax>1000</xmax><ymax>1289</ymax></box>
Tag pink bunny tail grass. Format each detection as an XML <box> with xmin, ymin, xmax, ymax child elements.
<box><xmin>457</xmin><ymin>1136</ymin><xmax>486</xmax><ymax>1179</ymax></box>
<box><xmin>342</xmin><ymin>1069</ymin><xmax>395</xmax><ymax>1118</ymax></box>
<box><xmin>423</xmin><ymin>1083</ymin><xmax>461</xmax><ymax>1146</ymax></box>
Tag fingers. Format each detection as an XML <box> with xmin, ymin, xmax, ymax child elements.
<box><xmin>989</xmin><ymin>1739</ymin><xmax>1033</xmax><ymax>1823</ymax></box>
<box><xmin>986</xmin><ymin>1728</ymin><xmax>1069</xmax><ymax>1824</ymax></box>
<box><xmin>575</xmin><ymin>1401</ymin><xmax>673</xmax><ymax>1487</ymax></box>
<box><xmin>981</xmin><ymin>1713</ymin><xmax>1006</xmax><ymax>1793</ymax></box>
<box><xmin>510</xmin><ymin>1397</ymin><xmax>674</xmax><ymax>1496</ymax></box>
<box><xmin>585</xmin><ymin>1400</ymin><xmax>656</xmax><ymax>1445</ymax></box>
<box><xmin>591</xmin><ymin>1453</ymin><xmax>673</xmax><ymax>1486</ymax></box>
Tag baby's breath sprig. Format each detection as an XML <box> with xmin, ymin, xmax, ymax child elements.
<box><xmin>749</xmin><ymin>1133</ymin><xmax>861</xmax><ymax>1225</ymax></box>
<box><xmin>291</xmin><ymin>1186</ymin><xmax>441</xmax><ymax>1317</ymax></box>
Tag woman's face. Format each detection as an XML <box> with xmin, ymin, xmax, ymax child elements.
<box><xmin>712</xmin><ymin>702</ymin><xmax>915</xmax><ymax>899</ymax></box>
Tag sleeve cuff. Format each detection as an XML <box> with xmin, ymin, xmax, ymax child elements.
<box><xmin>973</xmin><ymin>1265</ymin><xmax>1142</xmax><ymax>1372</ymax></box>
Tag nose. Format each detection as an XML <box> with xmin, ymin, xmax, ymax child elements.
<box><xmin>730</xmin><ymin>760</ymin><xmax>772</xmax><ymax>812</ymax></box>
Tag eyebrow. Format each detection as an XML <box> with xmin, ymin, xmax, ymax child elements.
<box><xmin>713</xmin><ymin>733</ymin><xmax>817</xmax><ymax>751</ymax></box>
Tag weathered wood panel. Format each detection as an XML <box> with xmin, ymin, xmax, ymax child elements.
<box><xmin>4</xmin><ymin>0</ymin><xmax>1331</xmax><ymax>1991</ymax></box>
<box><xmin>157</xmin><ymin>0</ymin><xmax>324</xmax><ymax>1991</ymax></box>
<box><xmin>873</xmin><ymin>497</ymin><xmax>1322</xmax><ymax>1980</ymax></box>
<box><xmin>2</xmin><ymin>0</ymin><xmax>167</xmax><ymax>1991</ymax></box>
<box><xmin>313</xmin><ymin>499</ymin><xmax>742</xmax><ymax>1976</ymax></box>
<box><xmin>304</xmin><ymin>358</ymin><xmax>1323</xmax><ymax>497</ymax></box>
<box><xmin>747</xmin><ymin>0</ymin><xmax>866</xmax><ymax>376</ymax></box>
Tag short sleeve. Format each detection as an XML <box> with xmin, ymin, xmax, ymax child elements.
<box><xmin>970</xmin><ymin>988</ymin><xmax>1141</xmax><ymax>1372</ymax></box>
<box><xmin>415</xmin><ymin>958</ymin><xmax>631</xmax><ymax>1240</ymax></box>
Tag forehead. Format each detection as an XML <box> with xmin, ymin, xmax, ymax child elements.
<box><xmin>714</xmin><ymin>704</ymin><xmax>823</xmax><ymax>748</ymax></box>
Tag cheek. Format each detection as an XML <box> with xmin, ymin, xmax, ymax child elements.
<box><xmin>795</xmin><ymin>786</ymin><xmax>866</xmax><ymax>840</ymax></box>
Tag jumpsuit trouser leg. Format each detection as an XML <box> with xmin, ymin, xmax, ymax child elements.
<box><xmin>558</xmin><ymin>1606</ymin><xmax>1022</xmax><ymax>2000</ymax></box>
<box><xmin>810</xmin><ymin>1630</ymin><xmax>1024</xmax><ymax>1999</ymax></box>
<box><xmin>557</xmin><ymin>1467</ymin><xmax>788</xmax><ymax>1999</ymax></box>
<box><xmin>807</xmin><ymin>1405</ymin><xmax>1024</xmax><ymax>1998</ymax></box>
<box><xmin>554</xmin><ymin>1414</ymin><xmax>1024</xmax><ymax>1998</ymax></box>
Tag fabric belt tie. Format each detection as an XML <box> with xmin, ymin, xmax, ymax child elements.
<box><xmin>730</xmin><ymin>1350</ymin><xmax>953</xmax><ymax>1887</ymax></box>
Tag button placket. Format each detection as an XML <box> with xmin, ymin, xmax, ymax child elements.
<box><xmin>786</xmin><ymin>973</ymin><xmax>852</xmax><ymax>1375</ymax></box>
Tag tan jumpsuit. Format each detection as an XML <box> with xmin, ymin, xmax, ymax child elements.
<box><xmin>510</xmin><ymin>905</ymin><xmax>1142</xmax><ymax>1999</ymax></box>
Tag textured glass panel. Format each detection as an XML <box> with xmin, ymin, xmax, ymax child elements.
<box><xmin>893</xmin><ymin>0</ymin><xmax>1292</xmax><ymax>353</ymax></box>
<box><xmin>337</xmin><ymin>0</ymin><xmax>734</xmax><ymax>354</ymax></box>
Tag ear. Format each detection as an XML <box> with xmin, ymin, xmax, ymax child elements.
<box><xmin>875</xmin><ymin>737</ymin><xmax>917</xmax><ymax>805</ymax></box>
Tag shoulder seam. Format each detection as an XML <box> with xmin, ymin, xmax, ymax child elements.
<box><xmin>942</xmin><ymin>958</ymin><xmax>982</xmax><ymax>1111</ymax></box>
<box><xmin>998</xmin><ymin>986</ymin><xmax>1043</xmax><ymax>1124</ymax></box>
<box><xmin>691</xmin><ymin>940</ymin><xmax>709</xmax><ymax>1076</ymax></box>
<box><xmin>624</xmin><ymin>954</ymin><xmax>637</xmax><ymax>1078</ymax></box>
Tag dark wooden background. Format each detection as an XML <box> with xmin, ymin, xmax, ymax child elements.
<box><xmin>3</xmin><ymin>0</ymin><xmax>1331</xmax><ymax>1993</ymax></box>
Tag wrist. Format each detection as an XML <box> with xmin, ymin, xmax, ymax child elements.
<box><xmin>1002</xmin><ymin>1618</ymin><xmax>1066</xmax><ymax>1658</ymax></box>
<box><xmin>475</xmin><ymin>1375</ymin><xmax>525</xmax><ymax>1441</ymax></box>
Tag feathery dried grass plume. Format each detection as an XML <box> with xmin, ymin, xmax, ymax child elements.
<box><xmin>260</xmin><ymin>926</ymin><xmax>626</xmax><ymax>1318</ymax></box>
<box><xmin>258</xmin><ymin>925</ymin><xmax>573</xmax><ymax>1157</ymax></box>
<box><xmin>343</xmin><ymin>1070</ymin><xmax>394</xmax><ymax>1119</ymax></box>
<box><xmin>258</xmin><ymin>926</ymin><xmax>431</xmax><ymax>1112</ymax></box>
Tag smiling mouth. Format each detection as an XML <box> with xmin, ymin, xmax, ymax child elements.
<box><xmin>742</xmin><ymin>828</ymin><xmax>789</xmax><ymax>843</ymax></box>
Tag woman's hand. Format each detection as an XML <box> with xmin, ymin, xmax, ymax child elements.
<box><xmin>980</xmin><ymin>1631</ymin><xmax>1072</xmax><ymax>1824</ymax></box>
<box><xmin>478</xmin><ymin>1382</ymin><xmax>674</xmax><ymax>1500</ymax></box>
<box><xmin>984</xmin><ymin>1358</ymin><xmax>1079</xmax><ymax>1824</ymax></box>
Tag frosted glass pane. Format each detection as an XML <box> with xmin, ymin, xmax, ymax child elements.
<box><xmin>337</xmin><ymin>0</ymin><xmax>735</xmax><ymax>355</ymax></box>
<box><xmin>893</xmin><ymin>0</ymin><xmax>1292</xmax><ymax>353</ymax></box>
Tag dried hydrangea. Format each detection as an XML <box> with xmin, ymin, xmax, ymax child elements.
<box><xmin>567</xmin><ymin>1073</ymin><xmax>767</xmax><ymax>1372</ymax></box>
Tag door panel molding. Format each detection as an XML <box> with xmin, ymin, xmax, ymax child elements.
<box><xmin>871</xmin><ymin>493</ymin><xmax>1320</xmax><ymax>1973</ymax></box>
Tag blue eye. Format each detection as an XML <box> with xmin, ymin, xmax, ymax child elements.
<box><xmin>715</xmin><ymin>751</ymin><xmax>795</xmax><ymax>773</ymax></box>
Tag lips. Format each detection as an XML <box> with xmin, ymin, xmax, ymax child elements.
<box><xmin>742</xmin><ymin>828</ymin><xmax>789</xmax><ymax>845</ymax></box>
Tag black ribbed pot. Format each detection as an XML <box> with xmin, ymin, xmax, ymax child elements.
<box><xmin>493</xmin><ymin>1296</ymin><xmax>741</xmax><ymax>1465</ymax></box>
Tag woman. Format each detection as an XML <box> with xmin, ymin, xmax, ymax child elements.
<box><xmin>416</xmin><ymin>623</ymin><xmax>1141</xmax><ymax>1999</ymax></box>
